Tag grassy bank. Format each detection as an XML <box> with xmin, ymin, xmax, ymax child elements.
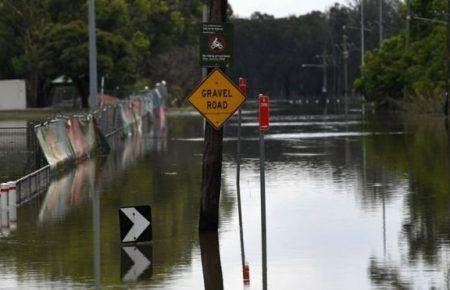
<box><xmin>0</xmin><ymin>106</ymin><xmax>192</xmax><ymax>123</ymax></box>
<box><xmin>0</xmin><ymin>108</ymin><xmax>86</xmax><ymax>122</ymax></box>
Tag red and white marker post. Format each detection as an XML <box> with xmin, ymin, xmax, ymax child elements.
<box><xmin>237</xmin><ymin>78</ymin><xmax>250</xmax><ymax>284</ymax></box>
<box><xmin>258</xmin><ymin>94</ymin><xmax>269</xmax><ymax>289</ymax></box>
<box><xmin>8</xmin><ymin>182</ymin><xmax>17</xmax><ymax>230</ymax></box>
<box><xmin>258</xmin><ymin>95</ymin><xmax>270</xmax><ymax>132</ymax></box>
<box><xmin>0</xmin><ymin>183</ymin><xmax>9</xmax><ymax>237</ymax></box>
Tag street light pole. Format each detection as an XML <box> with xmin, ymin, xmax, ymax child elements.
<box><xmin>317</xmin><ymin>49</ymin><xmax>328</xmax><ymax>94</ymax></box>
<box><xmin>361</xmin><ymin>0</ymin><xmax>365</xmax><ymax>65</ymax></box>
<box><xmin>379</xmin><ymin>0</ymin><xmax>383</xmax><ymax>47</ymax></box>
<box><xmin>406</xmin><ymin>0</ymin><xmax>411</xmax><ymax>49</ymax></box>
<box><xmin>323</xmin><ymin>51</ymin><xmax>328</xmax><ymax>94</ymax></box>
<box><xmin>88</xmin><ymin>0</ymin><xmax>98</xmax><ymax>111</ymax></box>
<box><xmin>343</xmin><ymin>31</ymin><xmax>349</xmax><ymax>115</ymax></box>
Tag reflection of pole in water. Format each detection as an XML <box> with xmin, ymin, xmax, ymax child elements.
<box><xmin>199</xmin><ymin>232</ymin><xmax>224</xmax><ymax>290</ymax></box>
<box><xmin>446</xmin><ymin>118</ymin><xmax>450</xmax><ymax>244</ymax></box>
<box><xmin>236</xmin><ymin>107</ymin><xmax>248</xmax><ymax>283</ymax></box>
<box><xmin>92</xmin><ymin>189</ymin><xmax>101</xmax><ymax>289</ymax></box>
<box><xmin>260</xmin><ymin>131</ymin><xmax>268</xmax><ymax>290</ymax></box>
<box><xmin>374</xmin><ymin>182</ymin><xmax>386</xmax><ymax>256</ymax></box>
<box><xmin>361</xmin><ymin>102</ymin><xmax>367</xmax><ymax>193</ymax></box>
<box><xmin>381</xmin><ymin>170</ymin><xmax>387</xmax><ymax>257</ymax></box>
<box><xmin>382</xmin><ymin>187</ymin><xmax>386</xmax><ymax>256</ymax></box>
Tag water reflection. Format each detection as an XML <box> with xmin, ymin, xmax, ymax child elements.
<box><xmin>38</xmin><ymin>160</ymin><xmax>96</xmax><ymax>222</ymax></box>
<box><xmin>364</xmin><ymin>115</ymin><xmax>450</xmax><ymax>288</ymax></box>
<box><xmin>1</xmin><ymin>105</ymin><xmax>450</xmax><ymax>289</ymax></box>
<box><xmin>121</xmin><ymin>245</ymin><xmax>153</xmax><ymax>282</ymax></box>
<box><xmin>369</xmin><ymin>257</ymin><xmax>410</xmax><ymax>289</ymax></box>
<box><xmin>200</xmin><ymin>232</ymin><xmax>224</xmax><ymax>290</ymax></box>
<box><xmin>92</xmin><ymin>180</ymin><xmax>101</xmax><ymax>290</ymax></box>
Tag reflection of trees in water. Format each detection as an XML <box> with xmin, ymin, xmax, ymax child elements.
<box><xmin>400</xmin><ymin>118</ymin><xmax>450</xmax><ymax>265</ymax></box>
<box><xmin>357</xmin><ymin>115</ymin><xmax>409</xmax><ymax>208</ymax></box>
<box><xmin>365</xmin><ymin>116</ymin><xmax>450</xmax><ymax>287</ymax></box>
<box><xmin>368</xmin><ymin>257</ymin><xmax>410</xmax><ymax>290</ymax></box>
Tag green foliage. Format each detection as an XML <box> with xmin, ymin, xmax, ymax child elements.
<box><xmin>0</xmin><ymin>0</ymin><xmax>202</xmax><ymax>107</ymax></box>
<box><xmin>355</xmin><ymin>35</ymin><xmax>407</xmax><ymax>109</ymax></box>
<box><xmin>354</xmin><ymin>0</ymin><xmax>450</xmax><ymax>113</ymax></box>
<box><xmin>355</xmin><ymin>26</ymin><xmax>446</xmax><ymax>112</ymax></box>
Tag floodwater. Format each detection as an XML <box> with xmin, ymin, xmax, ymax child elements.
<box><xmin>0</xmin><ymin>103</ymin><xmax>449</xmax><ymax>289</ymax></box>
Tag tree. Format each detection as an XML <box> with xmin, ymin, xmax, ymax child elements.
<box><xmin>0</xmin><ymin>0</ymin><xmax>203</xmax><ymax>108</ymax></box>
<box><xmin>0</xmin><ymin>0</ymin><xmax>49</xmax><ymax>106</ymax></box>
<box><xmin>40</xmin><ymin>20</ymin><xmax>137</xmax><ymax>107</ymax></box>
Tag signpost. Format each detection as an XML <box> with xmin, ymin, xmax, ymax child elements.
<box><xmin>119</xmin><ymin>206</ymin><xmax>152</xmax><ymax>243</ymax></box>
<box><xmin>197</xmin><ymin>0</ymin><xmax>229</xmax><ymax>232</ymax></box>
<box><xmin>200</xmin><ymin>23</ymin><xmax>234</xmax><ymax>67</ymax></box>
<box><xmin>258</xmin><ymin>94</ymin><xmax>269</xmax><ymax>290</ymax></box>
<box><xmin>187</xmin><ymin>68</ymin><xmax>246</xmax><ymax>130</ymax></box>
<box><xmin>259</xmin><ymin>95</ymin><xmax>270</xmax><ymax>131</ymax></box>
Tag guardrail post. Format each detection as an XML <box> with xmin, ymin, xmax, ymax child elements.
<box><xmin>1</xmin><ymin>183</ymin><xmax>9</xmax><ymax>236</ymax></box>
<box><xmin>8</xmin><ymin>182</ymin><xmax>16</xmax><ymax>230</ymax></box>
<box><xmin>0</xmin><ymin>183</ymin><xmax>8</xmax><ymax>211</ymax></box>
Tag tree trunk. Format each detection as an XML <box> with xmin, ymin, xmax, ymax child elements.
<box><xmin>27</xmin><ymin>67</ymin><xmax>39</xmax><ymax>107</ymax></box>
<box><xmin>74</xmin><ymin>78</ymin><xmax>89</xmax><ymax>108</ymax></box>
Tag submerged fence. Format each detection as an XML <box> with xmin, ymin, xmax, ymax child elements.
<box><xmin>0</xmin><ymin>83</ymin><xmax>168</xmax><ymax>229</ymax></box>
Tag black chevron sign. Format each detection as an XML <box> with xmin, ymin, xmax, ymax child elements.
<box><xmin>119</xmin><ymin>206</ymin><xmax>152</xmax><ymax>243</ymax></box>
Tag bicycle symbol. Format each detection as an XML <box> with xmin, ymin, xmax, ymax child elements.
<box><xmin>210</xmin><ymin>37</ymin><xmax>224</xmax><ymax>50</ymax></box>
<box><xmin>208</xmin><ymin>35</ymin><xmax>226</xmax><ymax>53</ymax></box>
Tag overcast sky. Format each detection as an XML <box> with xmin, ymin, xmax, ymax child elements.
<box><xmin>228</xmin><ymin>0</ymin><xmax>347</xmax><ymax>18</ymax></box>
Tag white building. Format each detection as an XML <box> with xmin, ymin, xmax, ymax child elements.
<box><xmin>0</xmin><ymin>80</ymin><xmax>27</xmax><ymax>110</ymax></box>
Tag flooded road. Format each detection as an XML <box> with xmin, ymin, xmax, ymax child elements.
<box><xmin>0</xmin><ymin>104</ymin><xmax>449</xmax><ymax>289</ymax></box>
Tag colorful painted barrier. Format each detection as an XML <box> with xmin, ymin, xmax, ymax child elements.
<box><xmin>0</xmin><ymin>81</ymin><xmax>169</xmax><ymax>211</ymax></box>
<box><xmin>35</xmin><ymin>120</ymin><xmax>76</xmax><ymax>168</ymax></box>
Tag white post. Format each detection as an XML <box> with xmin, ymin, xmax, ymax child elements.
<box><xmin>100</xmin><ymin>76</ymin><xmax>105</xmax><ymax>106</ymax></box>
<box><xmin>8</xmin><ymin>182</ymin><xmax>17</xmax><ymax>230</ymax></box>
<box><xmin>0</xmin><ymin>183</ymin><xmax>8</xmax><ymax>211</ymax></box>
<box><xmin>0</xmin><ymin>183</ymin><xmax>10</xmax><ymax>237</ymax></box>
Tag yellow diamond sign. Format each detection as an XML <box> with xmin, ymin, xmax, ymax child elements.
<box><xmin>187</xmin><ymin>68</ymin><xmax>246</xmax><ymax>130</ymax></box>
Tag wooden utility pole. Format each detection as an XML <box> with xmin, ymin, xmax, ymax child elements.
<box><xmin>199</xmin><ymin>0</ymin><xmax>228</xmax><ymax>232</ymax></box>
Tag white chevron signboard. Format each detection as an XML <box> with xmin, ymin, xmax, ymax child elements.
<box><xmin>119</xmin><ymin>206</ymin><xmax>152</xmax><ymax>243</ymax></box>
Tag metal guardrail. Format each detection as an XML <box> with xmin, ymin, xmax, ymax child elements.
<box><xmin>15</xmin><ymin>165</ymin><xmax>50</xmax><ymax>206</ymax></box>
<box><xmin>1</xmin><ymin>83</ymin><xmax>168</xmax><ymax>207</ymax></box>
<box><xmin>11</xmin><ymin>106</ymin><xmax>125</xmax><ymax>205</ymax></box>
<box><xmin>0</xmin><ymin>127</ymin><xmax>29</xmax><ymax>152</ymax></box>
